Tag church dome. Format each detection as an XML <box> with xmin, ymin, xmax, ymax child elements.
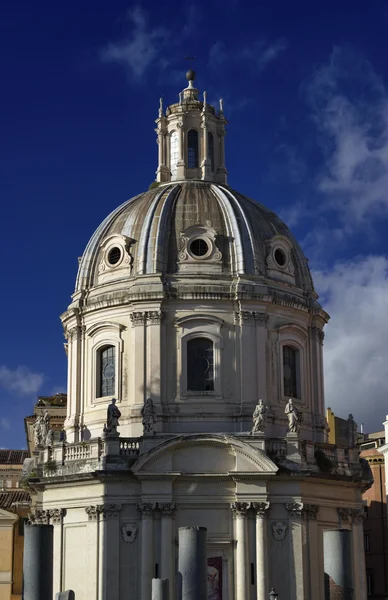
<box><xmin>76</xmin><ymin>180</ymin><xmax>315</xmax><ymax>297</ymax></box>
<box><xmin>62</xmin><ymin>72</ymin><xmax>328</xmax><ymax>445</ymax></box>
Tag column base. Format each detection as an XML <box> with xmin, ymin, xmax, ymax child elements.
<box><xmin>156</xmin><ymin>166</ymin><xmax>170</xmax><ymax>183</ymax></box>
<box><xmin>216</xmin><ymin>167</ymin><xmax>228</xmax><ymax>185</ymax></box>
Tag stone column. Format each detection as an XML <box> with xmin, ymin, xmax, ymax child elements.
<box><xmin>216</xmin><ymin>127</ymin><xmax>227</xmax><ymax>184</ymax></box>
<box><xmin>160</xmin><ymin>503</ymin><xmax>176</xmax><ymax>600</ymax></box>
<box><xmin>146</xmin><ymin>311</ymin><xmax>164</xmax><ymax>413</ymax></box>
<box><xmin>201</xmin><ymin>115</ymin><xmax>211</xmax><ymax>180</ymax></box>
<box><xmin>302</xmin><ymin>504</ymin><xmax>319</xmax><ymax>600</ymax></box>
<box><xmin>138</xmin><ymin>503</ymin><xmax>156</xmax><ymax>600</ymax></box>
<box><xmin>352</xmin><ymin>509</ymin><xmax>367</xmax><ymax>600</ymax></box>
<box><xmin>309</xmin><ymin>326</ymin><xmax>325</xmax><ymax>434</ymax></box>
<box><xmin>234</xmin><ymin>311</ymin><xmax>257</xmax><ymax>421</ymax></box>
<box><xmin>252</xmin><ymin>502</ymin><xmax>270</xmax><ymax>600</ymax></box>
<box><xmin>178</xmin><ymin>526</ymin><xmax>208</xmax><ymax>600</ymax></box>
<box><xmin>64</xmin><ymin>326</ymin><xmax>82</xmax><ymax>442</ymax></box>
<box><xmin>23</xmin><ymin>523</ymin><xmax>54</xmax><ymax>600</ymax></box>
<box><xmin>48</xmin><ymin>509</ymin><xmax>66</xmax><ymax>596</ymax></box>
<box><xmin>323</xmin><ymin>529</ymin><xmax>354</xmax><ymax>599</ymax></box>
<box><xmin>152</xmin><ymin>578</ymin><xmax>169</xmax><ymax>600</ymax></box>
<box><xmin>286</xmin><ymin>502</ymin><xmax>304</xmax><ymax>599</ymax></box>
<box><xmin>255</xmin><ymin>313</ymin><xmax>269</xmax><ymax>402</ymax></box>
<box><xmin>98</xmin><ymin>504</ymin><xmax>122</xmax><ymax>600</ymax></box>
<box><xmin>231</xmin><ymin>502</ymin><xmax>250</xmax><ymax>600</ymax></box>
<box><xmin>130</xmin><ymin>312</ymin><xmax>147</xmax><ymax>414</ymax></box>
<box><xmin>85</xmin><ymin>506</ymin><xmax>100</xmax><ymax>600</ymax></box>
<box><xmin>176</xmin><ymin>119</ymin><xmax>186</xmax><ymax>180</ymax></box>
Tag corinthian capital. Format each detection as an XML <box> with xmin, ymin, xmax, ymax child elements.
<box><xmin>28</xmin><ymin>509</ymin><xmax>49</xmax><ymax>525</ymax></box>
<box><xmin>159</xmin><ymin>502</ymin><xmax>177</xmax><ymax>516</ymax></box>
<box><xmin>85</xmin><ymin>505</ymin><xmax>99</xmax><ymax>521</ymax></box>
<box><xmin>130</xmin><ymin>312</ymin><xmax>146</xmax><ymax>327</ymax></box>
<box><xmin>302</xmin><ymin>504</ymin><xmax>319</xmax><ymax>520</ymax></box>
<box><xmin>48</xmin><ymin>508</ymin><xmax>66</xmax><ymax>525</ymax></box>
<box><xmin>286</xmin><ymin>502</ymin><xmax>303</xmax><ymax>517</ymax></box>
<box><xmin>98</xmin><ymin>504</ymin><xmax>122</xmax><ymax>520</ymax></box>
<box><xmin>230</xmin><ymin>502</ymin><xmax>250</xmax><ymax>516</ymax></box>
<box><xmin>137</xmin><ymin>502</ymin><xmax>156</xmax><ymax>517</ymax></box>
<box><xmin>252</xmin><ymin>501</ymin><xmax>270</xmax><ymax>518</ymax></box>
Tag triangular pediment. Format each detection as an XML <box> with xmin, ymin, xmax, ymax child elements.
<box><xmin>132</xmin><ymin>434</ymin><xmax>278</xmax><ymax>477</ymax></box>
<box><xmin>0</xmin><ymin>507</ymin><xmax>18</xmax><ymax>523</ymax></box>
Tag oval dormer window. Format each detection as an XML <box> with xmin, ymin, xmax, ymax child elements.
<box><xmin>107</xmin><ymin>247</ymin><xmax>122</xmax><ymax>266</ymax></box>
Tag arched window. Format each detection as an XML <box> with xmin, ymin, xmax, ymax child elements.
<box><xmin>187</xmin><ymin>337</ymin><xmax>214</xmax><ymax>391</ymax></box>
<box><xmin>170</xmin><ymin>131</ymin><xmax>179</xmax><ymax>177</ymax></box>
<box><xmin>208</xmin><ymin>132</ymin><xmax>214</xmax><ymax>171</ymax></box>
<box><xmin>99</xmin><ymin>345</ymin><xmax>116</xmax><ymax>397</ymax></box>
<box><xmin>187</xmin><ymin>129</ymin><xmax>199</xmax><ymax>168</ymax></box>
<box><xmin>283</xmin><ymin>345</ymin><xmax>300</xmax><ymax>398</ymax></box>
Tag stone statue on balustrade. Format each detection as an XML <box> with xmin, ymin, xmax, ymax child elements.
<box><xmin>285</xmin><ymin>399</ymin><xmax>303</xmax><ymax>434</ymax></box>
<box><xmin>33</xmin><ymin>415</ymin><xmax>44</xmax><ymax>447</ymax></box>
<box><xmin>33</xmin><ymin>410</ymin><xmax>52</xmax><ymax>447</ymax></box>
<box><xmin>141</xmin><ymin>398</ymin><xmax>156</xmax><ymax>435</ymax></box>
<box><xmin>251</xmin><ymin>399</ymin><xmax>268</xmax><ymax>434</ymax></box>
<box><xmin>347</xmin><ymin>414</ymin><xmax>358</xmax><ymax>448</ymax></box>
<box><xmin>104</xmin><ymin>398</ymin><xmax>121</xmax><ymax>437</ymax></box>
<box><xmin>45</xmin><ymin>428</ymin><xmax>54</xmax><ymax>447</ymax></box>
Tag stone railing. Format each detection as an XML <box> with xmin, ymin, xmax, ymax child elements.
<box><xmin>265</xmin><ymin>439</ymin><xmax>287</xmax><ymax>459</ymax></box>
<box><xmin>48</xmin><ymin>439</ymin><xmax>103</xmax><ymax>467</ymax></box>
<box><xmin>265</xmin><ymin>438</ymin><xmax>360</xmax><ymax>475</ymax></box>
<box><xmin>119</xmin><ymin>438</ymin><xmax>140</xmax><ymax>457</ymax></box>
<box><xmin>64</xmin><ymin>442</ymin><xmax>92</xmax><ymax>462</ymax></box>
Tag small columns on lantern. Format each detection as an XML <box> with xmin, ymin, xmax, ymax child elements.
<box><xmin>154</xmin><ymin>70</ymin><xmax>228</xmax><ymax>184</ymax></box>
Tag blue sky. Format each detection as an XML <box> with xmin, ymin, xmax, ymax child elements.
<box><xmin>1</xmin><ymin>0</ymin><xmax>388</xmax><ymax>448</ymax></box>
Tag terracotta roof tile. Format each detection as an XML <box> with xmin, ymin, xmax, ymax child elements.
<box><xmin>0</xmin><ymin>491</ymin><xmax>31</xmax><ymax>511</ymax></box>
<box><xmin>0</xmin><ymin>450</ymin><xmax>29</xmax><ymax>464</ymax></box>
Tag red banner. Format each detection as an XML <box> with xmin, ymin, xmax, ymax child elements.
<box><xmin>207</xmin><ymin>556</ymin><xmax>222</xmax><ymax>600</ymax></box>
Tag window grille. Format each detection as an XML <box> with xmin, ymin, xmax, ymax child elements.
<box><xmin>208</xmin><ymin>132</ymin><xmax>214</xmax><ymax>171</ymax></box>
<box><xmin>188</xmin><ymin>130</ymin><xmax>199</xmax><ymax>168</ymax></box>
<box><xmin>283</xmin><ymin>345</ymin><xmax>299</xmax><ymax>398</ymax></box>
<box><xmin>187</xmin><ymin>338</ymin><xmax>214</xmax><ymax>391</ymax></box>
<box><xmin>99</xmin><ymin>345</ymin><xmax>116</xmax><ymax>397</ymax></box>
<box><xmin>170</xmin><ymin>131</ymin><xmax>179</xmax><ymax>177</ymax></box>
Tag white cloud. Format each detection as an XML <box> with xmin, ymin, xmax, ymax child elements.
<box><xmin>208</xmin><ymin>41</ymin><xmax>227</xmax><ymax>68</ymax></box>
<box><xmin>0</xmin><ymin>418</ymin><xmax>10</xmax><ymax>430</ymax></box>
<box><xmin>0</xmin><ymin>366</ymin><xmax>44</xmax><ymax>396</ymax></box>
<box><xmin>314</xmin><ymin>255</ymin><xmax>388</xmax><ymax>432</ymax></box>
<box><xmin>308</xmin><ymin>46</ymin><xmax>388</xmax><ymax>231</ymax></box>
<box><xmin>101</xmin><ymin>6</ymin><xmax>169</xmax><ymax>80</ymax></box>
<box><xmin>101</xmin><ymin>5</ymin><xmax>200</xmax><ymax>82</ymax></box>
<box><xmin>241</xmin><ymin>38</ymin><xmax>288</xmax><ymax>72</ymax></box>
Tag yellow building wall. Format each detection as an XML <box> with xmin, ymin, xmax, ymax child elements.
<box><xmin>326</xmin><ymin>407</ymin><xmax>336</xmax><ymax>444</ymax></box>
<box><xmin>11</xmin><ymin>521</ymin><xmax>24</xmax><ymax>599</ymax></box>
<box><xmin>0</xmin><ymin>525</ymin><xmax>15</xmax><ymax>600</ymax></box>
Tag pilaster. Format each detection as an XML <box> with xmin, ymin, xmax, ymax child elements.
<box><xmin>130</xmin><ymin>312</ymin><xmax>147</xmax><ymax>408</ymax></box>
<box><xmin>49</xmin><ymin>508</ymin><xmax>66</xmax><ymax>596</ymax></box>
<box><xmin>302</xmin><ymin>504</ymin><xmax>319</xmax><ymax>600</ymax></box>
<box><xmin>85</xmin><ymin>506</ymin><xmax>100</xmax><ymax>600</ymax></box>
<box><xmin>252</xmin><ymin>502</ymin><xmax>270</xmax><ymax>600</ymax></box>
<box><xmin>286</xmin><ymin>502</ymin><xmax>304</xmax><ymax>600</ymax></box>
<box><xmin>98</xmin><ymin>504</ymin><xmax>122</xmax><ymax>600</ymax></box>
<box><xmin>159</xmin><ymin>502</ymin><xmax>177</xmax><ymax>600</ymax></box>
<box><xmin>137</xmin><ymin>502</ymin><xmax>157</xmax><ymax>600</ymax></box>
<box><xmin>231</xmin><ymin>502</ymin><xmax>250</xmax><ymax>600</ymax></box>
<box><xmin>146</xmin><ymin>311</ymin><xmax>164</xmax><ymax>413</ymax></box>
<box><xmin>351</xmin><ymin>508</ymin><xmax>367</xmax><ymax>600</ymax></box>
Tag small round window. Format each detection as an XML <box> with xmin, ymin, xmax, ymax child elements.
<box><xmin>189</xmin><ymin>238</ymin><xmax>209</xmax><ymax>257</ymax></box>
<box><xmin>274</xmin><ymin>248</ymin><xmax>287</xmax><ymax>267</ymax></box>
<box><xmin>107</xmin><ymin>247</ymin><xmax>122</xmax><ymax>266</ymax></box>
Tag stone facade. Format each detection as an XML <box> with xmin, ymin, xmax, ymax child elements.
<box><xmin>25</xmin><ymin>72</ymin><xmax>371</xmax><ymax>600</ymax></box>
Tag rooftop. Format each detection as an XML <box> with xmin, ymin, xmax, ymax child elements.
<box><xmin>0</xmin><ymin>450</ymin><xmax>29</xmax><ymax>465</ymax></box>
